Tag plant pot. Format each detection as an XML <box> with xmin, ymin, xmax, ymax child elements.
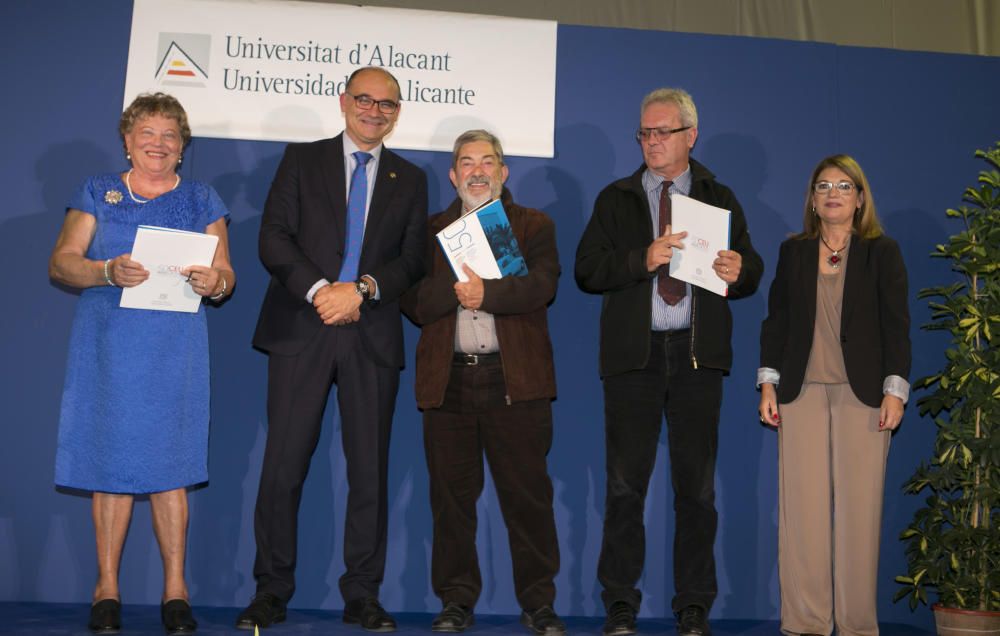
<box><xmin>933</xmin><ymin>604</ymin><xmax>1000</xmax><ymax>636</ymax></box>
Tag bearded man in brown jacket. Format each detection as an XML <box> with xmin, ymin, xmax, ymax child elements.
<box><xmin>402</xmin><ymin>129</ymin><xmax>564</xmax><ymax>636</ymax></box>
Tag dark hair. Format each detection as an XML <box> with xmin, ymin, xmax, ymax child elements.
<box><xmin>451</xmin><ymin>129</ymin><xmax>504</xmax><ymax>169</ymax></box>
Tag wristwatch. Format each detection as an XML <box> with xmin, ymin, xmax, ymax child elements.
<box><xmin>354</xmin><ymin>277</ymin><xmax>373</xmax><ymax>301</ymax></box>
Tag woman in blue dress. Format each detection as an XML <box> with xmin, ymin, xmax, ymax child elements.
<box><xmin>49</xmin><ymin>93</ymin><xmax>235</xmax><ymax>635</ymax></box>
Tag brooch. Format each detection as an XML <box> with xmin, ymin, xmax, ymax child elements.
<box><xmin>104</xmin><ymin>190</ymin><xmax>123</xmax><ymax>204</ymax></box>
<box><xmin>389</xmin><ymin>172</ymin><xmax>397</xmax><ymax>179</ymax></box>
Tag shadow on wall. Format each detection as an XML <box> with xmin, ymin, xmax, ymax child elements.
<box><xmin>0</xmin><ymin>141</ymin><xmax>118</xmax><ymax>602</ymax></box>
<box><xmin>531</xmin><ymin>121</ymin><xmax>617</xmax><ymax>617</ymax></box>
<box><xmin>186</xmin><ymin>148</ymin><xmax>280</xmax><ymax>606</ymax></box>
<box><xmin>694</xmin><ymin>132</ymin><xmax>785</xmax><ymax>619</ymax></box>
<box><xmin>876</xmin><ymin>204</ymin><xmax>950</xmax><ymax>618</ymax></box>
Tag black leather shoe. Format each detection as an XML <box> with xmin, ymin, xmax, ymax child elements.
<box><xmin>161</xmin><ymin>599</ymin><xmax>197</xmax><ymax>634</ymax></box>
<box><xmin>603</xmin><ymin>601</ymin><xmax>637</xmax><ymax>636</ymax></box>
<box><xmin>235</xmin><ymin>593</ymin><xmax>287</xmax><ymax>631</ymax></box>
<box><xmin>88</xmin><ymin>599</ymin><xmax>121</xmax><ymax>634</ymax></box>
<box><xmin>520</xmin><ymin>605</ymin><xmax>566</xmax><ymax>636</ymax></box>
<box><xmin>431</xmin><ymin>602</ymin><xmax>474</xmax><ymax>633</ymax></box>
<box><xmin>344</xmin><ymin>597</ymin><xmax>397</xmax><ymax>632</ymax></box>
<box><xmin>676</xmin><ymin>605</ymin><xmax>711</xmax><ymax>636</ymax></box>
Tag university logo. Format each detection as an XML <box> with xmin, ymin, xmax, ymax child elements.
<box><xmin>155</xmin><ymin>33</ymin><xmax>210</xmax><ymax>87</ymax></box>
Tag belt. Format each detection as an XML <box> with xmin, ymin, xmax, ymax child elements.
<box><xmin>651</xmin><ymin>328</ymin><xmax>691</xmax><ymax>342</ymax></box>
<box><xmin>452</xmin><ymin>352</ymin><xmax>501</xmax><ymax>366</ymax></box>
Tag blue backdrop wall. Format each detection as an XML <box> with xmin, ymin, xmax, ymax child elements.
<box><xmin>2</xmin><ymin>2</ymin><xmax>998</xmax><ymax>630</ymax></box>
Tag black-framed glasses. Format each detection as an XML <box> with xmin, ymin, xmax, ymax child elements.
<box><xmin>635</xmin><ymin>126</ymin><xmax>691</xmax><ymax>143</ymax></box>
<box><xmin>346</xmin><ymin>92</ymin><xmax>399</xmax><ymax>115</ymax></box>
<box><xmin>814</xmin><ymin>181</ymin><xmax>857</xmax><ymax>194</ymax></box>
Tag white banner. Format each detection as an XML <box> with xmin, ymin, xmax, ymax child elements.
<box><xmin>123</xmin><ymin>0</ymin><xmax>557</xmax><ymax>157</ymax></box>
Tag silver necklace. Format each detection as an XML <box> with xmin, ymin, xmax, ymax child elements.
<box><xmin>125</xmin><ymin>169</ymin><xmax>180</xmax><ymax>204</ymax></box>
<box><xmin>820</xmin><ymin>233</ymin><xmax>850</xmax><ymax>269</ymax></box>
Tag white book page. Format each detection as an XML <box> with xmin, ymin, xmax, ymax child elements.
<box><xmin>120</xmin><ymin>225</ymin><xmax>219</xmax><ymax>313</ymax></box>
<box><xmin>667</xmin><ymin>194</ymin><xmax>731</xmax><ymax>297</ymax></box>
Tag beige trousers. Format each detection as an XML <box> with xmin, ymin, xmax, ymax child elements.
<box><xmin>777</xmin><ymin>383</ymin><xmax>891</xmax><ymax>636</ymax></box>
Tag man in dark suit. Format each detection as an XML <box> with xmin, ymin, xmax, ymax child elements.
<box><xmin>575</xmin><ymin>87</ymin><xmax>763</xmax><ymax>636</ymax></box>
<box><xmin>237</xmin><ymin>66</ymin><xmax>428</xmax><ymax>632</ymax></box>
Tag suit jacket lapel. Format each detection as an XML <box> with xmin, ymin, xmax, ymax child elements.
<box><xmin>841</xmin><ymin>235</ymin><xmax>867</xmax><ymax>334</ymax></box>
<box><xmin>361</xmin><ymin>149</ymin><xmax>399</xmax><ymax>258</ymax></box>
<box><xmin>322</xmin><ymin>135</ymin><xmax>348</xmax><ymax>246</ymax></box>
<box><xmin>801</xmin><ymin>238</ymin><xmax>820</xmax><ymax>334</ymax></box>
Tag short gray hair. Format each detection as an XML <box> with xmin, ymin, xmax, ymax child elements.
<box><xmin>641</xmin><ymin>88</ymin><xmax>698</xmax><ymax>128</ymax></box>
<box><xmin>451</xmin><ymin>129</ymin><xmax>505</xmax><ymax>168</ymax></box>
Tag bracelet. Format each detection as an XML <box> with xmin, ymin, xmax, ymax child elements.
<box><xmin>209</xmin><ymin>275</ymin><xmax>227</xmax><ymax>301</ymax></box>
<box><xmin>103</xmin><ymin>259</ymin><xmax>117</xmax><ymax>287</ymax></box>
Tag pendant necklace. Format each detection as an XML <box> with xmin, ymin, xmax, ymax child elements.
<box><xmin>125</xmin><ymin>169</ymin><xmax>180</xmax><ymax>204</ymax></box>
<box><xmin>820</xmin><ymin>233</ymin><xmax>850</xmax><ymax>270</ymax></box>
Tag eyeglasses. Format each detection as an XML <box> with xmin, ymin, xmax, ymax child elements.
<box><xmin>346</xmin><ymin>92</ymin><xmax>399</xmax><ymax>115</ymax></box>
<box><xmin>636</xmin><ymin>126</ymin><xmax>691</xmax><ymax>143</ymax></box>
<box><xmin>813</xmin><ymin>181</ymin><xmax>857</xmax><ymax>194</ymax></box>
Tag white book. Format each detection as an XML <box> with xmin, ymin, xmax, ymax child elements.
<box><xmin>119</xmin><ymin>225</ymin><xmax>220</xmax><ymax>313</ymax></box>
<box><xmin>668</xmin><ymin>194</ymin><xmax>732</xmax><ymax>297</ymax></box>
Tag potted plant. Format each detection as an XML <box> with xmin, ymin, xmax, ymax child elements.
<box><xmin>894</xmin><ymin>142</ymin><xmax>1000</xmax><ymax>635</ymax></box>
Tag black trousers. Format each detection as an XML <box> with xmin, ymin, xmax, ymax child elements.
<box><xmin>252</xmin><ymin>325</ymin><xmax>399</xmax><ymax>604</ymax></box>
<box><xmin>597</xmin><ymin>330</ymin><xmax>722</xmax><ymax>614</ymax></box>
<box><xmin>423</xmin><ymin>355</ymin><xmax>560</xmax><ymax>610</ymax></box>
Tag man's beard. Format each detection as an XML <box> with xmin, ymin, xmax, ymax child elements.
<box><xmin>459</xmin><ymin>176</ymin><xmax>498</xmax><ymax>210</ymax></box>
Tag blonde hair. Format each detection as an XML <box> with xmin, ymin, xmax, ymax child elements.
<box><xmin>798</xmin><ymin>154</ymin><xmax>883</xmax><ymax>239</ymax></box>
<box><xmin>641</xmin><ymin>88</ymin><xmax>698</xmax><ymax>128</ymax></box>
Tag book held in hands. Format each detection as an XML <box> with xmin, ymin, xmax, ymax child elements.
<box><xmin>119</xmin><ymin>225</ymin><xmax>219</xmax><ymax>313</ymax></box>
<box><xmin>435</xmin><ymin>198</ymin><xmax>528</xmax><ymax>281</ymax></box>
<box><xmin>668</xmin><ymin>194</ymin><xmax>731</xmax><ymax>297</ymax></box>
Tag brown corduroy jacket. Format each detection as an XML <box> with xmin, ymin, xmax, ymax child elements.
<box><xmin>401</xmin><ymin>188</ymin><xmax>559</xmax><ymax>410</ymax></box>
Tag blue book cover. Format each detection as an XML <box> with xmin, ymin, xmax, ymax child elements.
<box><xmin>436</xmin><ymin>198</ymin><xmax>527</xmax><ymax>281</ymax></box>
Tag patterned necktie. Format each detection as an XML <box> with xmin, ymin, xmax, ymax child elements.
<box><xmin>339</xmin><ymin>151</ymin><xmax>372</xmax><ymax>282</ymax></box>
<box><xmin>657</xmin><ymin>180</ymin><xmax>686</xmax><ymax>305</ymax></box>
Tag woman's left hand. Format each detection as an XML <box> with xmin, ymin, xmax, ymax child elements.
<box><xmin>879</xmin><ymin>394</ymin><xmax>904</xmax><ymax>431</ymax></box>
<box><xmin>182</xmin><ymin>265</ymin><xmax>223</xmax><ymax>297</ymax></box>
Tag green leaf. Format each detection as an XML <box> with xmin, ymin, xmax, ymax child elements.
<box><xmin>897</xmin><ymin>143</ymin><xmax>1000</xmax><ymax>614</ymax></box>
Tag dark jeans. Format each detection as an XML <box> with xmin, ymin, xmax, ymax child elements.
<box><xmin>423</xmin><ymin>355</ymin><xmax>560</xmax><ymax>610</ymax></box>
<box><xmin>598</xmin><ymin>330</ymin><xmax>722</xmax><ymax>614</ymax></box>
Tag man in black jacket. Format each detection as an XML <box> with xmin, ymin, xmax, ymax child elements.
<box><xmin>575</xmin><ymin>88</ymin><xmax>763</xmax><ymax>636</ymax></box>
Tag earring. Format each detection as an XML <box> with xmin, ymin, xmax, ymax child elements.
<box><xmin>177</xmin><ymin>154</ymin><xmax>183</xmax><ymax>166</ymax></box>
<box><xmin>126</xmin><ymin>152</ymin><xmax>131</xmax><ymax>161</ymax></box>
<box><xmin>812</xmin><ymin>206</ymin><xmax>816</xmax><ymax>214</ymax></box>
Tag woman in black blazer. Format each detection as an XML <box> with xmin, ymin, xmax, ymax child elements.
<box><xmin>757</xmin><ymin>154</ymin><xmax>910</xmax><ymax>636</ymax></box>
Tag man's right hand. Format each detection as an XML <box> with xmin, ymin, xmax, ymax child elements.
<box><xmin>313</xmin><ymin>282</ymin><xmax>363</xmax><ymax>325</ymax></box>
<box><xmin>646</xmin><ymin>225</ymin><xmax>687</xmax><ymax>272</ymax></box>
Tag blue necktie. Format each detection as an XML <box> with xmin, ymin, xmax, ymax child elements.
<box><xmin>340</xmin><ymin>151</ymin><xmax>372</xmax><ymax>282</ymax></box>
